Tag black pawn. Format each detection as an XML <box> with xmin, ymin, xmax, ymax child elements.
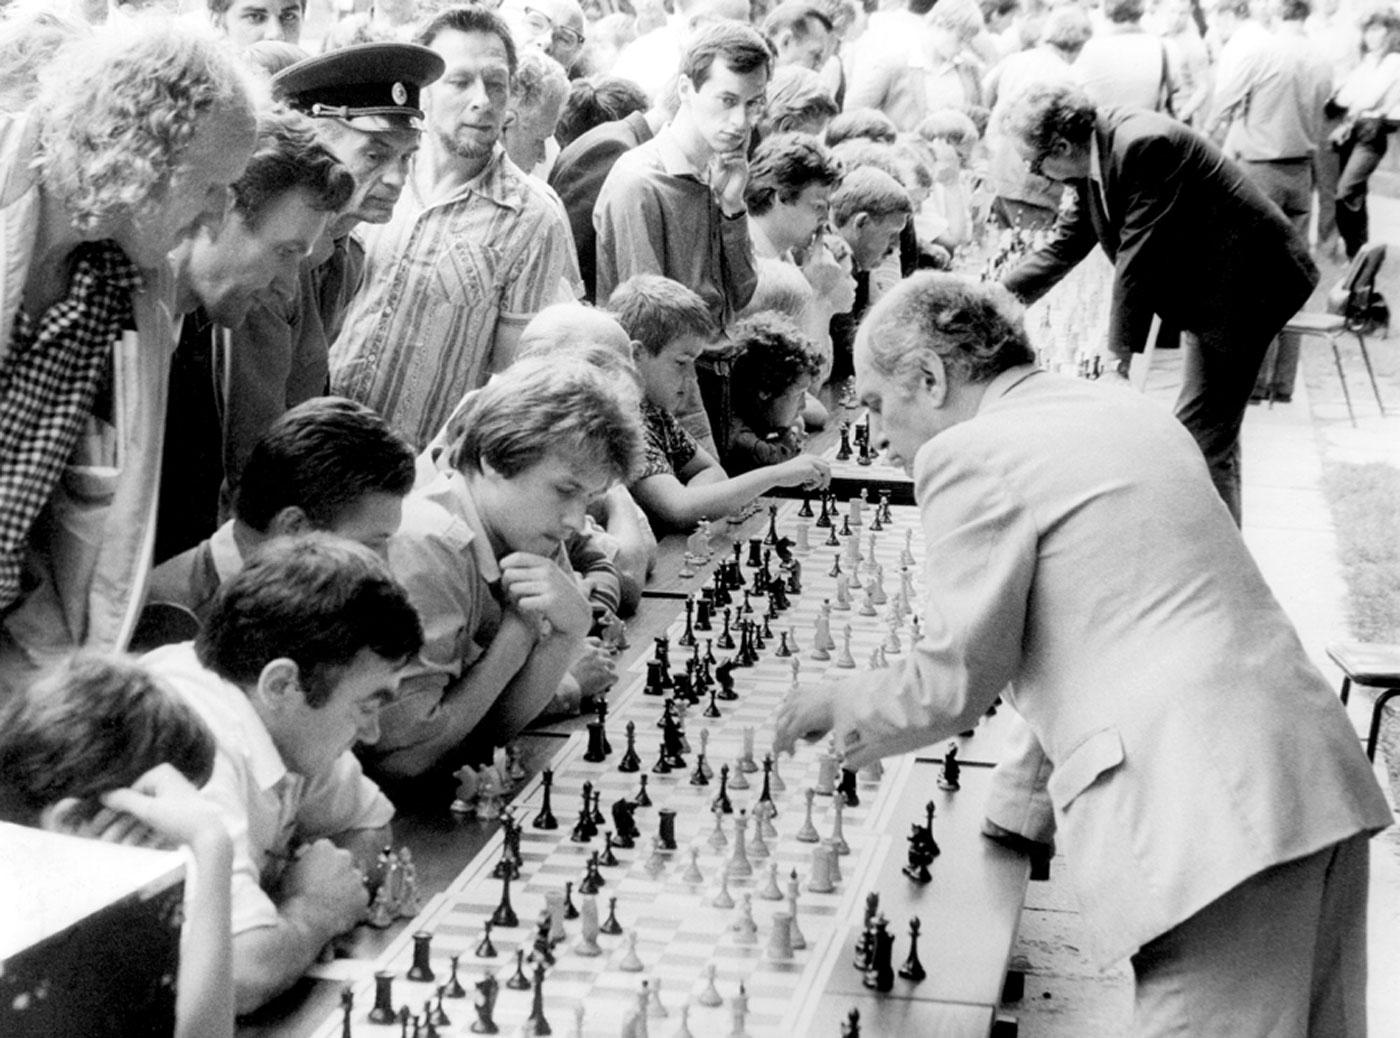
<box><xmin>370</xmin><ymin>971</ymin><xmax>397</xmax><ymax>1024</ymax></box>
<box><xmin>591</xmin><ymin>789</ymin><xmax>605</xmax><ymax>825</ymax></box>
<box><xmin>651</xmin><ymin>736</ymin><xmax>672</xmax><ymax>774</ymax></box>
<box><xmin>444</xmin><ymin>956</ymin><xmax>466</xmax><ymax>998</ymax></box>
<box><xmin>691</xmin><ymin>752</ymin><xmax>711</xmax><ymax>784</ymax></box>
<box><xmin>840</xmin><ymin>514</ymin><xmax>852</xmax><ymax>537</ymax></box>
<box><xmin>601</xmin><ymin>895</ymin><xmax>623</xmax><ymax>935</ymax></box>
<box><xmin>526</xmin><ymin>961</ymin><xmax>550</xmax><ymax>1035</ymax></box>
<box><xmin>704</xmin><ymin>684</ymin><xmax>722</xmax><ymax>718</ymax></box>
<box><xmin>563</xmin><ymin>880</ymin><xmax>580</xmax><ymax>919</ymax></box>
<box><xmin>533</xmin><ymin>769</ymin><xmax>558</xmax><ymax>830</ymax></box>
<box><xmin>798</xmin><ymin>490</ymin><xmax>814</xmax><ymax>517</ymax></box>
<box><xmin>618</xmin><ymin>721</ymin><xmax>641</xmax><ymax>773</ymax></box>
<box><xmin>898</xmin><ymin>918</ymin><xmax>926</xmax><ymax>982</ymax></box>
<box><xmin>830</xmin><ymin>553</ymin><xmax>842</xmax><ymax>577</ymax></box>
<box><xmin>836</xmin><ymin>423</ymin><xmax>852</xmax><ymax>461</ymax></box>
<box><xmin>490</xmin><ymin>872</ymin><xmax>518</xmax><ymax>928</ymax></box>
<box><xmin>678</xmin><ymin>598</ymin><xmax>697</xmax><ymax>647</ymax></box>
<box><xmin>600</xmin><ymin>831</ymin><xmax>620</xmax><ymax>866</ymax></box>
<box><xmin>716</xmin><ymin>608</ymin><xmax>735</xmax><ymax>649</ymax></box>
<box><xmin>634</xmin><ymin>774</ymin><xmax>652</xmax><ymax>806</ymax></box>
<box><xmin>505</xmin><ymin>948</ymin><xmax>531</xmax><ymax>991</ymax></box>
<box><xmin>431</xmin><ymin>987</ymin><xmax>451</xmax><ymax>1026</ymax></box>
<box><xmin>824</xmin><ymin>521</ymin><xmax>841</xmax><ymax>547</ymax></box>
<box><xmin>475</xmin><ymin>922</ymin><xmax>497</xmax><ymax>959</ymax></box>
<box><xmin>816</xmin><ymin>494</ymin><xmax>832</xmax><ymax>528</ymax></box>
<box><xmin>713</xmin><ymin>764</ymin><xmax>733</xmax><ymax>813</ymax></box>
<box><xmin>407</xmin><ymin>931</ymin><xmax>435</xmax><ymax>982</ymax></box>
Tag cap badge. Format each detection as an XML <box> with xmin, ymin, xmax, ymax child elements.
<box><xmin>392</xmin><ymin>81</ymin><xmax>408</xmax><ymax>106</ymax></box>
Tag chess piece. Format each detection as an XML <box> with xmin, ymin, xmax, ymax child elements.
<box><xmin>834</xmin><ymin>573</ymin><xmax>851</xmax><ymax>610</ymax></box>
<box><xmin>575</xmin><ymin>894</ymin><xmax>603</xmax><ymax>956</ymax></box>
<box><xmin>814</xmin><ymin>752</ymin><xmax>839</xmax><ymax>796</ymax></box>
<box><xmin>697</xmin><ymin>964</ymin><xmax>723</xmax><ymax>1007</ymax></box>
<box><xmin>612</xmin><ymin>799</ymin><xmax>639</xmax><ymax>848</ymax></box>
<box><xmin>674</xmin><ymin>1004</ymin><xmax>696</xmax><ymax>1038</ymax></box>
<box><xmin>899</xmin><ymin>917</ymin><xmax>926</xmax><ymax>982</ymax></box>
<box><xmin>505</xmin><ymin>948</ymin><xmax>530</xmax><ymax>990</ymax></box>
<box><xmin>830</xmin><ymin>796</ymin><xmax>850</xmax><ymax>855</ymax></box>
<box><xmin>544</xmin><ymin>890</ymin><xmax>567</xmax><ymax>945</ymax></box>
<box><xmin>729</xmin><ymin>983</ymin><xmax>750</xmax><ymax>1038</ymax></box>
<box><xmin>533</xmin><ymin>770</ymin><xmax>558</xmax><ymax>829</ymax></box>
<box><xmin>526</xmin><ymin>961</ymin><xmax>550</xmax><ymax>1034</ymax></box>
<box><xmin>408</xmin><ymin>931</ymin><xmax>436</xmax><ymax>982</ymax></box>
<box><xmin>683</xmin><ymin>847</ymin><xmax>704</xmax><ymax>884</ymax></box>
<box><xmin>728</xmin><ymin>757</ymin><xmax>750</xmax><ymax>790</ymax></box>
<box><xmin>713</xmin><ymin>765</ymin><xmax>733</xmax><ymax>813</ymax></box>
<box><xmin>758</xmin><ymin>861</ymin><xmax>783</xmax><ymax>900</ymax></box>
<box><xmin>939</xmin><ymin>744</ymin><xmax>962</xmax><ymax>791</ymax></box>
<box><xmin>490</xmin><ymin>871</ymin><xmax>518</xmax><ymax>928</ymax></box>
<box><xmin>862</xmin><ymin>917</ymin><xmax>895</xmax><ymax>993</ymax></box>
<box><xmin>580</xmin><ymin>850</ymin><xmax>605</xmax><ymax>894</ymax></box>
<box><xmin>726</xmin><ymin>810</ymin><xmax>753</xmax><ymax>878</ymax></box>
<box><xmin>475</xmin><ymin>922</ymin><xmax>497</xmax><ymax>958</ymax></box>
<box><xmin>739</xmin><ymin>727</ymin><xmax>759</xmax><ymax>772</ymax></box>
<box><xmin>699</xmin><ymin>729</ymin><xmax>715</xmax><ymax>778</ymax></box>
<box><xmin>786</xmin><ymin>870</ymin><xmax>806</xmax><ymax>950</ymax></box>
<box><xmin>768</xmin><ymin>749</ymin><xmax>786</xmax><ymax>792</ymax></box>
<box><xmin>708</xmin><ymin>805</ymin><xmax>729</xmax><ymax>849</ymax></box>
<box><xmin>430</xmin><ymin>986</ymin><xmax>451</xmax><ymax>1027</ymax></box>
<box><xmin>795</xmin><ymin>788</ymin><xmax>820</xmax><ymax>842</ymax></box>
<box><xmin>824</xmin><ymin>838</ymin><xmax>844</xmax><ymax>884</ymax></box>
<box><xmin>690</xmin><ymin>752</ymin><xmax>711</xmax><ymax>784</ymax></box>
<box><xmin>618</xmin><ymin>930</ymin><xmax>645</xmax><ymax>971</ymax></box>
<box><xmin>748</xmin><ymin>813</ymin><xmax>769</xmax><ymax>859</ymax></box>
<box><xmin>634</xmin><ymin>774</ymin><xmax>653</xmax><ymax>806</ymax></box>
<box><xmin>602</xmin><ymin>895</ymin><xmax>623</xmax><ymax>935</ymax></box>
<box><xmin>794</xmin><ymin>521</ymin><xmax>810</xmax><ymax>554</ymax></box>
<box><xmin>732</xmin><ymin>893</ymin><xmax>758</xmax><ymax>943</ymax></box>
<box><xmin>767</xmin><ymin>911</ymin><xmax>794</xmax><ymax>960</ymax></box>
<box><xmin>445</xmin><ymin>955</ymin><xmax>467</xmax><ymax>998</ymax></box>
<box><xmin>369</xmin><ymin>970</ymin><xmax>397</xmax><ymax>1024</ymax></box>
<box><xmin>841</xmin><ymin>1007</ymin><xmax>861</xmax><ymax>1037</ymax></box>
<box><xmin>835</xmin><ymin>625</ymin><xmax>856</xmax><ymax>668</ymax></box>
<box><xmin>339</xmin><ymin>986</ymin><xmax>353</xmax><ymax>1038</ymax></box>
<box><xmin>811</xmin><ymin>614</ymin><xmax>831</xmax><ymax>661</ymax></box>
<box><xmin>657</xmin><ymin>808</ymin><xmax>678</xmax><ymax>850</ymax></box>
<box><xmin>807</xmin><ymin>842</ymin><xmax>835</xmax><ymax>893</ymax></box>
<box><xmin>712</xmin><ymin>869</ymin><xmax>736</xmax><ymax>909</ymax></box>
<box><xmin>601</xmin><ymin>831</ymin><xmax>620</xmax><ymax>867</ymax></box>
<box><xmin>648</xmin><ymin>977</ymin><xmax>669</xmax><ymax>1018</ymax></box>
<box><xmin>470</xmin><ymin>972</ymin><xmax>500</xmax><ymax>1034</ymax></box>
<box><xmin>618</xmin><ymin>722</ymin><xmax>641</xmax><ymax>773</ymax></box>
<box><xmin>838</xmin><ymin>767</ymin><xmax>860</xmax><ymax>807</ymax></box>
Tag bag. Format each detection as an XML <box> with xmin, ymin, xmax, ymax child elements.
<box><xmin>1327</xmin><ymin>281</ymin><xmax>1391</xmax><ymax>336</ymax></box>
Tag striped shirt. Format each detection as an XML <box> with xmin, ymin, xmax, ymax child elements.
<box><xmin>330</xmin><ymin>145</ymin><xmax>581</xmax><ymax>448</ymax></box>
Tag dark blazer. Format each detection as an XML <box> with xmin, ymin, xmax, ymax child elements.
<box><xmin>547</xmin><ymin>111</ymin><xmax>654</xmax><ymax>303</ymax></box>
<box><xmin>1002</xmin><ymin>107</ymin><xmax>1318</xmax><ymax>353</ymax></box>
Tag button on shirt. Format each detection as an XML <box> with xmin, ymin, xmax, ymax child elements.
<box><xmin>142</xmin><ymin>641</ymin><xmax>393</xmax><ymax>936</ymax></box>
<box><xmin>329</xmin><ymin>145</ymin><xmax>581</xmax><ymax>449</ymax></box>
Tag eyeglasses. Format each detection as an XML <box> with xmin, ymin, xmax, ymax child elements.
<box><xmin>524</xmin><ymin>6</ymin><xmax>585</xmax><ymax>49</ymax></box>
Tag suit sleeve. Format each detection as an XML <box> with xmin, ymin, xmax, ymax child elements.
<box><xmin>1000</xmin><ymin>184</ymin><xmax>1098</xmax><ymax>305</ymax></box>
<box><xmin>1105</xmin><ymin>133</ymin><xmax>1181</xmax><ymax>357</ymax></box>
<box><xmin>830</xmin><ymin>443</ymin><xmax>1036</xmax><ymax>768</ymax></box>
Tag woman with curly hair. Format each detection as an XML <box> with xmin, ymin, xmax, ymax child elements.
<box><xmin>1331</xmin><ymin>7</ymin><xmax>1400</xmax><ymax>257</ymax></box>
<box><xmin>0</xmin><ymin>18</ymin><xmax>257</xmax><ymax>687</ymax></box>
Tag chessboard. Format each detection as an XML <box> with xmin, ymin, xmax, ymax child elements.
<box><xmin>311</xmin><ymin>497</ymin><xmax>1028</xmax><ymax>1038</ymax></box>
<box><xmin>816</xmin><ymin>414</ymin><xmax>915</xmax><ymax>506</ymax></box>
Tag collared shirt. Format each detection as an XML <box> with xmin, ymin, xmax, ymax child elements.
<box><xmin>374</xmin><ymin>470</ymin><xmax>573</xmax><ymax>759</ymax></box>
<box><xmin>1075</xmin><ymin>25</ymin><xmax>1178</xmax><ymax>111</ymax></box>
<box><xmin>594</xmin><ymin>128</ymin><xmax>758</xmax><ymax>327</ymax></box>
<box><xmin>145</xmin><ymin>518</ymin><xmax>243</xmax><ymax>623</ymax></box>
<box><xmin>1213</xmin><ymin>24</ymin><xmax>1331</xmax><ymax>160</ymax></box>
<box><xmin>142</xmin><ymin>641</ymin><xmax>393</xmax><ymax>936</ymax></box>
<box><xmin>329</xmin><ymin>145</ymin><xmax>581</xmax><ymax>448</ymax></box>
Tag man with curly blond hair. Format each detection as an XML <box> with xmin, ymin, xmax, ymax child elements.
<box><xmin>0</xmin><ymin>19</ymin><xmax>257</xmax><ymax>692</ymax></box>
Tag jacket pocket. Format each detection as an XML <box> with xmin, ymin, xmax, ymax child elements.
<box><xmin>1047</xmin><ymin>727</ymin><xmax>1125</xmax><ymax>810</ymax></box>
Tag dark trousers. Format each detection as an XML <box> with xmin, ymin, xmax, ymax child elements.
<box><xmin>1175</xmin><ymin>319</ymin><xmax>1279</xmax><ymax>526</ymax></box>
<box><xmin>1238</xmin><ymin>158</ymin><xmax>1312</xmax><ymax>399</ymax></box>
<box><xmin>1336</xmin><ymin>138</ymin><xmax>1388</xmax><ymax>258</ymax></box>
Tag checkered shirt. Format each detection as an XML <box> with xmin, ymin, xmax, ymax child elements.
<box><xmin>0</xmin><ymin>240</ymin><xmax>140</xmax><ymax>612</ymax></box>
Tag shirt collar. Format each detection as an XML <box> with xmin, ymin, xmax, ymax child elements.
<box><xmin>209</xmin><ymin>520</ymin><xmax>244</xmax><ymax>584</ymax></box>
<box><xmin>976</xmin><ymin>364</ymin><xmax>1042</xmax><ymax>414</ymax></box>
<box><xmin>439</xmin><ymin>470</ymin><xmax>503</xmax><ymax>583</ymax></box>
<box><xmin>410</xmin><ymin>144</ymin><xmax>522</xmax><ymax>212</ymax></box>
<box><xmin>653</xmin><ymin>125</ymin><xmax>707</xmax><ymax>180</ymax></box>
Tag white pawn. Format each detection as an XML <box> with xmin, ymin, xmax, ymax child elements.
<box><xmin>708</xmin><ymin>806</ymin><xmax>728</xmax><ymax>850</ymax></box>
<box><xmin>767</xmin><ymin>911</ymin><xmax>794</xmax><ymax>960</ymax></box>
<box><xmin>618</xmin><ymin>930</ymin><xmax>645</xmax><ymax>972</ymax></box>
<box><xmin>545</xmin><ymin>889</ymin><xmax>567</xmax><ymax>946</ymax></box>
<box><xmin>795</xmin><ymin>788</ymin><xmax>820</xmax><ymax>841</ymax></box>
<box><xmin>871</xmin><ymin>564</ymin><xmax>887</xmax><ymax>604</ymax></box>
<box><xmin>859</xmin><ymin>588</ymin><xmax>877</xmax><ymax>617</ymax></box>
<box><xmin>732</xmin><ymin>894</ymin><xmax>757</xmax><ymax>943</ymax></box>
<box><xmin>758</xmin><ymin>861</ymin><xmax>783</xmax><ymax>900</ymax></box>
<box><xmin>673</xmin><ymin>1004</ymin><xmax>695</xmax><ymax>1038</ymax></box>
<box><xmin>645</xmin><ymin>836</ymin><xmax>667</xmax><ymax>879</ymax></box>
<box><xmin>575</xmin><ymin>894</ymin><xmax>603</xmax><ymax>956</ymax></box>
<box><xmin>830</xmin><ymin>797</ymin><xmax>850</xmax><ymax>855</ymax></box>
<box><xmin>788</xmin><ymin>657</ymin><xmax>801</xmax><ymax>689</ymax></box>
<box><xmin>712</xmin><ymin>870</ymin><xmax>736</xmax><ymax>909</ymax></box>
<box><xmin>729</xmin><ymin>758</ymin><xmax>750</xmax><ymax>790</ymax></box>
<box><xmin>901</xmin><ymin>528</ymin><xmax>916</xmax><ymax>566</ymax></box>
<box><xmin>748</xmin><ymin>815</ymin><xmax>769</xmax><ymax>859</ymax></box>
<box><xmin>867</xmin><ymin>645</ymin><xmax>882</xmax><ymax>671</ymax></box>
<box><xmin>835</xmin><ymin>626</ymin><xmax>856</xmax><ymax>668</ymax></box>
<box><xmin>756</xmin><ymin>799</ymin><xmax>778</xmax><ymax>839</ymax></box>
<box><xmin>740</xmin><ymin>727</ymin><xmax>760</xmax><ymax>771</ymax></box>
<box><xmin>648</xmin><ymin>977</ymin><xmax>668</xmax><ymax>1018</ymax></box>
<box><xmin>697</xmin><ymin>964</ymin><xmax>723</xmax><ymax>1007</ymax></box>
<box><xmin>844</xmin><ymin>529</ymin><xmax>861</xmax><ymax>566</ymax></box>
<box><xmin>621</xmin><ymin>987</ymin><xmax>649</xmax><ymax>1038</ymax></box>
<box><xmin>848</xmin><ymin>496</ymin><xmax>862</xmax><ymax>526</ymax></box>
<box><xmin>683</xmin><ymin>847</ymin><xmax>704</xmax><ymax>885</ymax></box>
<box><xmin>834</xmin><ymin>573</ymin><xmax>852</xmax><ymax>610</ymax></box>
<box><xmin>768</xmin><ymin>750</ymin><xmax>786</xmax><ymax>792</ymax></box>
<box><xmin>884</xmin><ymin>617</ymin><xmax>902</xmax><ymax>654</ymax></box>
<box><xmin>786</xmin><ymin>870</ymin><xmax>806</xmax><ymax>950</ymax></box>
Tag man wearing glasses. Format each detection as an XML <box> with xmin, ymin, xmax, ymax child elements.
<box><xmin>501</xmin><ymin>0</ymin><xmax>588</xmax><ymax>71</ymax></box>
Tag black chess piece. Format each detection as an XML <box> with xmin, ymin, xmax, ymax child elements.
<box><xmin>571</xmin><ymin>783</ymin><xmax>598</xmax><ymax>841</ymax></box>
<box><xmin>475</xmin><ymin>922</ymin><xmax>497</xmax><ymax>958</ymax></box>
<box><xmin>579</xmin><ymin>852</ymin><xmax>605</xmax><ymax>894</ymax></box>
<box><xmin>444</xmin><ymin>955</ymin><xmax>467</xmax><ymax>998</ymax></box>
<box><xmin>430</xmin><ymin>986</ymin><xmax>451</xmax><ymax>1026</ymax></box>
<box><xmin>490</xmin><ymin>871</ymin><xmax>518</xmax><ymax>928</ymax></box>
<box><xmin>470</xmin><ymin>973</ymin><xmax>500</xmax><ymax>1034</ymax></box>
<box><xmin>678</xmin><ymin>598</ymin><xmax>697</xmax><ymax>647</ymax></box>
<box><xmin>713</xmin><ymin>764</ymin><xmax>733</xmax><ymax>813</ymax></box>
<box><xmin>840</xmin><ymin>514</ymin><xmax>852</xmax><ymax>537</ymax></box>
<box><xmin>841</xmin><ymin>1007</ymin><xmax>861</xmax><ymax>1038</ymax></box>
<box><xmin>618</xmin><ymin>721</ymin><xmax>641</xmax><ymax>773</ymax></box>
<box><xmin>838</xmin><ymin>768</ymin><xmax>860</xmax><ymax>807</ymax></box>
<box><xmin>590</xmin><ymin>788</ymin><xmax>605</xmax><ymax>825</ymax></box>
<box><xmin>532</xmin><ymin>769</ymin><xmax>558</xmax><ymax>829</ymax></box>
<box><xmin>691</xmin><ymin>751</ymin><xmax>711</xmax><ymax>784</ymax></box>
<box><xmin>815</xmin><ymin>493</ymin><xmax>832</xmax><ymax>528</ymax></box>
<box><xmin>658</xmin><ymin>807</ymin><xmax>678</xmax><ymax>850</ymax></box>
<box><xmin>597</xmin><ymin>698</ymin><xmax>612</xmax><ymax>754</ymax></box>
<box><xmin>600</xmin><ymin>831</ymin><xmax>620</xmax><ymax>866</ymax></box>
<box><xmin>407</xmin><ymin>931</ymin><xmax>435</xmax><ymax>981</ymax></box>
<box><xmin>716</xmin><ymin>608</ymin><xmax>735</xmax><ymax>650</ymax></box>
<box><xmin>799</xmin><ymin>490</ymin><xmax>815</xmax><ymax>518</ymax></box>
<box><xmin>824</xmin><ymin>521</ymin><xmax>840</xmax><ymax>547</ymax></box>
<box><xmin>869</xmin><ymin>505</ymin><xmax>884</xmax><ymax>532</ymax></box>
<box><xmin>854</xmin><ymin>893</ymin><xmax>880</xmax><ymax>968</ymax></box>
<box><xmin>634</xmin><ymin>774</ymin><xmax>652</xmax><ymax>806</ymax></box>
<box><xmin>715</xmin><ymin>658</ymin><xmax>738</xmax><ymax>700</ymax></box>
<box><xmin>898</xmin><ymin>917</ymin><xmax>926</xmax><ymax>982</ymax></box>
<box><xmin>694</xmin><ymin>596</ymin><xmax>713</xmax><ymax>632</ymax></box>
<box><xmin>758</xmin><ymin>755</ymin><xmax>775</xmax><ymax>813</ymax></box>
<box><xmin>836</xmin><ymin>421</ymin><xmax>852</xmax><ymax>461</ymax></box>
<box><xmin>862</xmin><ymin>917</ymin><xmax>895</xmax><ymax>992</ymax></box>
<box><xmin>370</xmin><ymin>971</ymin><xmax>397</xmax><ymax>1023</ymax></box>
<box><xmin>531</xmin><ymin>911</ymin><xmax>557</xmax><ymax>967</ymax></box>
<box><xmin>651</xmin><ymin>735</ymin><xmax>672</xmax><ymax>774</ymax></box>
<box><xmin>505</xmin><ymin>948</ymin><xmax>531</xmax><ymax>991</ymax></box>
<box><xmin>644</xmin><ymin>659</ymin><xmax>666</xmax><ymax>696</ymax></box>
<box><xmin>339</xmin><ymin>986</ymin><xmax>354</xmax><ymax>1038</ymax></box>
<box><xmin>526</xmin><ymin>961</ymin><xmax>550</xmax><ymax>1034</ymax></box>
<box><xmin>611</xmin><ymin>798</ymin><xmax>639</xmax><ymax>847</ymax></box>
<box><xmin>563</xmin><ymin>880</ymin><xmax>580</xmax><ymax>920</ymax></box>
<box><xmin>704</xmin><ymin>683</ymin><xmax>722</xmax><ymax>718</ymax></box>
<box><xmin>601</xmin><ymin>896</ymin><xmax>623</xmax><ymax>935</ymax></box>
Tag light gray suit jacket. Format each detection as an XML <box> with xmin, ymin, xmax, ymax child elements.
<box><xmin>833</xmin><ymin>367</ymin><xmax>1391</xmax><ymax>965</ymax></box>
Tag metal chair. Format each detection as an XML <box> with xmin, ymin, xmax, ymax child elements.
<box><xmin>1278</xmin><ymin>244</ymin><xmax>1388</xmax><ymax>427</ymax></box>
<box><xmin>1326</xmin><ymin>641</ymin><xmax>1400</xmax><ymax>761</ymax></box>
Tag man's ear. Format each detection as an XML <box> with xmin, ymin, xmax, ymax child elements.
<box><xmin>677</xmin><ymin>73</ymin><xmax>696</xmax><ymax>107</ymax></box>
<box><xmin>267</xmin><ymin>506</ymin><xmax>312</xmax><ymax>538</ymax></box>
<box><xmin>503</xmin><ymin>108</ymin><xmax>519</xmax><ymax>131</ymax></box>
<box><xmin>851</xmin><ymin>211</ymin><xmax>870</xmax><ymax>230</ymax></box>
<box><xmin>256</xmin><ymin>658</ymin><xmax>303</xmax><ymax>711</ymax></box>
<box><xmin>629</xmin><ymin>339</ymin><xmax>646</xmax><ymax>364</ymax></box>
<box><xmin>920</xmin><ymin>350</ymin><xmax>949</xmax><ymax>407</ymax></box>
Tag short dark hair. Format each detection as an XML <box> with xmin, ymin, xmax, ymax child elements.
<box><xmin>999</xmin><ymin>82</ymin><xmax>1097</xmax><ymax>168</ymax></box>
<box><xmin>757</xmin><ymin>65</ymin><xmax>839</xmax><ymax>138</ymax></box>
<box><xmin>1276</xmin><ymin>0</ymin><xmax>1309</xmax><ymax>20</ymax></box>
<box><xmin>197</xmin><ymin>534</ymin><xmax>423</xmax><ymax>708</ymax></box>
<box><xmin>680</xmin><ymin>21</ymin><xmax>774</xmax><ymax>90</ymax></box>
<box><xmin>1102</xmin><ymin>0</ymin><xmax>1144</xmax><ymax>22</ymax></box>
<box><xmin>762</xmin><ymin>1</ymin><xmax>834</xmax><ymax>40</ymax></box>
<box><xmin>730</xmin><ymin>312</ymin><xmax>824</xmax><ymax>406</ymax></box>
<box><xmin>232</xmin><ymin>108</ymin><xmax>355</xmax><ymax>227</ymax></box>
<box><xmin>0</xmin><ymin>653</ymin><xmax>216</xmax><ymax>826</ymax></box>
<box><xmin>417</xmin><ymin>4</ymin><xmax>517</xmax><ymax>74</ymax></box>
<box><xmin>209</xmin><ymin>0</ymin><xmax>307</xmax><ymax>17</ymax></box>
<box><xmin>746</xmin><ymin>131</ymin><xmax>843</xmax><ymax>214</ymax></box>
<box><xmin>830</xmin><ymin>164</ymin><xmax>911</xmax><ymax>224</ymax></box>
<box><xmin>605</xmin><ymin>274</ymin><xmax>719</xmax><ymax>355</ymax></box>
<box><xmin>859</xmin><ymin>272</ymin><xmax>1035</xmax><ymax>387</ymax></box>
<box><xmin>825</xmin><ymin>107</ymin><xmax>898</xmax><ymax>146</ymax></box>
<box><xmin>450</xmin><ymin>355</ymin><xmax>644</xmax><ymax>481</ymax></box>
<box><xmin>555</xmin><ymin>76</ymin><xmax>650</xmax><ymax>149</ymax></box>
<box><xmin>234</xmin><ymin>397</ymin><xmax>416</xmax><ymax>533</ymax></box>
